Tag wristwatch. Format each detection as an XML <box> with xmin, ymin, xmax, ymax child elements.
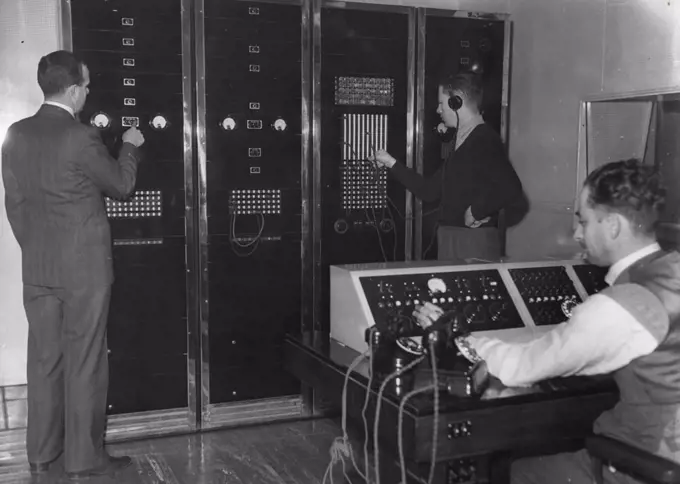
<box><xmin>454</xmin><ymin>335</ymin><xmax>483</xmax><ymax>364</ymax></box>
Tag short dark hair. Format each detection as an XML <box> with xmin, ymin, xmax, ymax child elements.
<box><xmin>584</xmin><ymin>158</ymin><xmax>665</xmax><ymax>234</ymax></box>
<box><xmin>439</xmin><ymin>71</ymin><xmax>484</xmax><ymax>111</ymax></box>
<box><xmin>37</xmin><ymin>50</ymin><xmax>85</xmax><ymax>97</ymax></box>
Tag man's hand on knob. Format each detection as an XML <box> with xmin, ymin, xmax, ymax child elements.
<box><xmin>122</xmin><ymin>126</ymin><xmax>145</xmax><ymax>147</ymax></box>
<box><xmin>369</xmin><ymin>150</ymin><xmax>397</xmax><ymax>169</ymax></box>
<box><xmin>412</xmin><ymin>302</ymin><xmax>444</xmax><ymax>330</ymax></box>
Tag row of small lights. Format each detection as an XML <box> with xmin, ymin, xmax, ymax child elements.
<box><xmin>335</xmin><ymin>76</ymin><xmax>394</xmax><ymax>87</ymax></box>
<box><xmin>106</xmin><ymin>191</ymin><xmax>162</xmax><ymax>218</ymax></box>
<box><xmin>230</xmin><ymin>189</ymin><xmax>281</xmax><ymax>214</ymax></box>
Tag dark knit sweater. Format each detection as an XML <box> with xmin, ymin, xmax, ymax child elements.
<box><xmin>390</xmin><ymin>124</ymin><xmax>522</xmax><ymax>228</ymax></box>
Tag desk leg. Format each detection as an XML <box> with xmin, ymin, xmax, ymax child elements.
<box><xmin>301</xmin><ymin>383</ymin><xmax>341</xmax><ymax>418</ymax></box>
<box><xmin>301</xmin><ymin>383</ymin><xmax>315</xmax><ymax>417</ymax></box>
<box><xmin>489</xmin><ymin>452</ymin><xmax>512</xmax><ymax>484</ymax></box>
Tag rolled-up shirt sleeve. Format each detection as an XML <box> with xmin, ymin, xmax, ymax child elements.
<box><xmin>469</xmin><ymin>283</ymin><xmax>669</xmax><ymax>387</ymax></box>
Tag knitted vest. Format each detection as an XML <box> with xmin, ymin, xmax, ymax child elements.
<box><xmin>594</xmin><ymin>250</ymin><xmax>680</xmax><ymax>461</ymax></box>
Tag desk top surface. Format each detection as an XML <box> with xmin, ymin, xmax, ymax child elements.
<box><xmin>286</xmin><ymin>333</ymin><xmax>618</xmax><ymax>416</ymax></box>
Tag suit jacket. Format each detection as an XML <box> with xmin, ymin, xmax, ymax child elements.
<box><xmin>1</xmin><ymin>104</ymin><xmax>140</xmax><ymax>288</ymax></box>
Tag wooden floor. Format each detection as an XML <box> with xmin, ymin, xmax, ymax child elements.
<box><xmin>0</xmin><ymin>419</ymin><xmax>362</xmax><ymax>484</ymax></box>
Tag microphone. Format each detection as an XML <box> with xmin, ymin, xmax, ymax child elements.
<box><xmin>434</xmin><ymin>123</ymin><xmax>456</xmax><ymax>142</ymax></box>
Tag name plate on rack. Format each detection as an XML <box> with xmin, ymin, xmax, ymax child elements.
<box><xmin>122</xmin><ymin>116</ymin><xmax>140</xmax><ymax>127</ymax></box>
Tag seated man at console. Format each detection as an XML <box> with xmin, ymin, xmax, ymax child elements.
<box><xmin>414</xmin><ymin>159</ymin><xmax>680</xmax><ymax>483</ymax></box>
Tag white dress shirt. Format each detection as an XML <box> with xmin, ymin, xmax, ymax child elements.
<box><xmin>471</xmin><ymin>243</ymin><xmax>667</xmax><ymax>387</ymax></box>
<box><xmin>605</xmin><ymin>243</ymin><xmax>661</xmax><ymax>285</ymax></box>
<box><xmin>44</xmin><ymin>101</ymin><xmax>75</xmax><ymax>118</ymax></box>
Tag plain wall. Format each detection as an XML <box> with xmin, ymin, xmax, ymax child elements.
<box><xmin>506</xmin><ymin>0</ymin><xmax>680</xmax><ymax>259</ymax></box>
<box><xmin>505</xmin><ymin>0</ymin><xmax>607</xmax><ymax>259</ymax></box>
<box><xmin>0</xmin><ymin>0</ymin><xmax>61</xmax><ymax>386</ymax></box>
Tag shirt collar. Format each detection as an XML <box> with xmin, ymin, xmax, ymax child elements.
<box><xmin>44</xmin><ymin>101</ymin><xmax>75</xmax><ymax>118</ymax></box>
<box><xmin>605</xmin><ymin>242</ymin><xmax>662</xmax><ymax>285</ymax></box>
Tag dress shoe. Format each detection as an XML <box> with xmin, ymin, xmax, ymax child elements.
<box><xmin>29</xmin><ymin>454</ymin><xmax>61</xmax><ymax>476</ymax></box>
<box><xmin>65</xmin><ymin>455</ymin><xmax>132</xmax><ymax>480</ymax></box>
<box><xmin>29</xmin><ymin>462</ymin><xmax>51</xmax><ymax>475</ymax></box>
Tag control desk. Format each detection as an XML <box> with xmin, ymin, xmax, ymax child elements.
<box><xmin>330</xmin><ymin>258</ymin><xmax>609</xmax><ymax>354</ymax></box>
<box><xmin>283</xmin><ymin>258</ymin><xmax>614</xmax><ymax>483</ymax></box>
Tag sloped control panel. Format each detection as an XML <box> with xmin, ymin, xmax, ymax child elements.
<box><xmin>330</xmin><ymin>259</ymin><xmax>607</xmax><ymax>354</ymax></box>
<box><xmin>359</xmin><ymin>269</ymin><xmax>523</xmax><ymax>333</ymax></box>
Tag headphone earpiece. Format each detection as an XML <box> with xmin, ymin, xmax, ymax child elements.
<box><xmin>448</xmin><ymin>95</ymin><xmax>463</xmax><ymax>111</ymax></box>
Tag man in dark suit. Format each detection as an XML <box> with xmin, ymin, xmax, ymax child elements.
<box><xmin>1</xmin><ymin>50</ymin><xmax>145</xmax><ymax>480</ymax></box>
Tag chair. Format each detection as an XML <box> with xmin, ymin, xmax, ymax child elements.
<box><xmin>586</xmin><ymin>435</ymin><xmax>680</xmax><ymax>484</ymax></box>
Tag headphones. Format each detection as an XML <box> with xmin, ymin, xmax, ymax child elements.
<box><xmin>448</xmin><ymin>94</ymin><xmax>463</xmax><ymax>111</ymax></box>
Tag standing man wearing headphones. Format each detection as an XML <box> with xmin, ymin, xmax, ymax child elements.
<box><xmin>371</xmin><ymin>72</ymin><xmax>523</xmax><ymax>261</ymax></box>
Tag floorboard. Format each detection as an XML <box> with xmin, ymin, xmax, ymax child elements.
<box><xmin>0</xmin><ymin>419</ymin><xmax>363</xmax><ymax>484</ymax></box>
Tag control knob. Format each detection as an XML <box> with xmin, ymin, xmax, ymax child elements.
<box><xmin>427</xmin><ymin>277</ymin><xmax>447</xmax><ymax>294</ymax></box>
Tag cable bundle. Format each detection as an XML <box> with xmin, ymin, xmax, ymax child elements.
<box><xmin>342</xmin><ymin>139</ymin><xmax>402</xmax><ymax>262</ymax></box>
<box><xmin>229</xmin><ymin>212</ymin><xmax>265</xmax><ymax>257</ymax></box>
<box><xmin>322</xmin><ymin>329</ymin><xmax>441</xmax><ymax>484</ymax></box>
<box><xmin>322</xmin><ymin>348</ymin><xmax>370</xmax><ymax>484</ymax></box>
